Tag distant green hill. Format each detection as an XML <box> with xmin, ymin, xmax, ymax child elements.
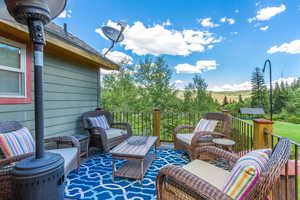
<box><xmin>210</xmin><ymin>90</ymin><xmax>251</xmax><ymax>104</ymax></box>
<box><xmin>176</xmin><ymin>90</ymin><xmax>251</xmax><ymax>104</ymax></box>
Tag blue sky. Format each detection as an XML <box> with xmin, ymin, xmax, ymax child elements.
<box><xmin>54</xmin><ymin>0</ymin><xmax>300</xmax><ymax>91</ymax></box>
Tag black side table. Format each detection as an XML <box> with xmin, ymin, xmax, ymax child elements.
<box><xmin>72</xmin><ymin>134</ymin><xmax>90</xmax><ymax>158</ymax></box>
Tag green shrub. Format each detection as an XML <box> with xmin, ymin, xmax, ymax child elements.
<box><xmin>287</xmin><ymin>116</ymin><xmax>300</xmax><ymax>124</ymax></box>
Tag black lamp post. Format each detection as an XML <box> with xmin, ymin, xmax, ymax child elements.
<box><xmin>4</xmin><ymin>1</ymin><xmax>67</xmax><ymax>199</ymax></box>
<box><xmin>263</xmin><ymin>59</ymin><xmax>273</xmax><ymax>121</ymax></box>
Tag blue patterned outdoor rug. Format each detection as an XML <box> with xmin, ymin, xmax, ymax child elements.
<box><xmin>65</xmin><ymin>149</ymin><xmax>189</xmax><ymax>200</ymax></box>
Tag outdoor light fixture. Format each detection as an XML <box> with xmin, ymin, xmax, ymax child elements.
<box><xmin>4</xmin><ymin>0</ymin><xmax>67</xmax><ymax>199</ymax></box>
<box><xmin>263</xmin><ymin>59</ymin><xmax>273</xmax><ymax>121</ymax></box>
<box><xmin>102</xmin><ymin>21</ymin><xmax>126</xmax><ymax>56</ymax></box>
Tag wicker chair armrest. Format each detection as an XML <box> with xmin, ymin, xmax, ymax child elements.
<box><xmin>111</xmin><ymin>122</ymin><xmax>132</xmax><ymax>135</ymax></box>
<box><xmin>45</xmin><ymin>136</ymin><xmax>80</xmax><ymax>149</ymax></box>
<box><xmin>193</xmin><ymin>146</ymin><xmax>240</xmax><ymax>163</ymax></box>
<box><xmin>91</xmin><ymin>127</ymin><xmax>109</xmax><ymax>152</ymax></box>
<box><xmin>0</xmin><ymin>153</ymin><xmax>34</xmax><ymax>167</ymax></box>
<box><xmin>189</xmin><ymin>131</ymin><xmax>224</xmax><ymax>159</ymax></box>
<box><xmin>157</xmin><ymin>165</ymin><xmax>232</xmax><ymax>200</ymax></box>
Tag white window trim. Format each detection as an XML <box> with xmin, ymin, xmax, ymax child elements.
<box><xmin>0</xmin><ymin>36</ymin><xmax>27</xmax><ymax>98</ymax></box>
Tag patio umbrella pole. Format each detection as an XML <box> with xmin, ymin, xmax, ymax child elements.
<box><xmin>29</xmin><ymin>19</ymin><xmax>45</xmax><ymax>159</ymax></box>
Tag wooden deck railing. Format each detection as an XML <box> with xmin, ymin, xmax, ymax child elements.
<box><xmin>111</xmin><ymin>109</ymin><xmax>299</xmax><ymax>199</ymax></box>
<box><xmin>231</xmin><ymin>116</ymin><xmax>254</xmax><ymax>153</ymax></box>
<box><xmin>112</xmin><ymin>110</ymin><xmax>203</xmax><ymax>142</ymax></box>
<box><xmin>112</xmin><ymin>111</ymin><xmax>153</xmax><ymax>136</ymax></box>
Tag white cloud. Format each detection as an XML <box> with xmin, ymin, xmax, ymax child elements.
<box><xmin>208</xmin><ymin>77</ymin><xmax>298</xmax><ymax>92</ymax></box>
<box><xmin>231</xmin><ymin>32</ymin><xmax>238</xmax><ymax>35</ymax></box>
<box><xmin>198</xmin><ymin>18</ymin><xmax>219</xmax><ymax>28</ymax></box>
<box><xmin>96</xmin><ymin>20</ymin><xmax>222</xmax><ymax>56</ymax></box>
<box><xmin>162</xmin><ymin>19</ymin><xmax>171</xmax><ymax>26</ymax></box>
<box><xmin>175</xmin><ymin>60</ymin><xmax>217</xmax><ymax>74</ymax></box>
<box><xmin>260</xmin><ymin>26</ymin><xmax>269</xmax><ymax>31</ymax></box>
<box><xmin>102</xmin><ymin>48</ymin><xmax>133</xmax><ymax>64</ymax></box>
<box><xmin>235</xmin><ymin>9</ymin><xmax>240</xmax><ymax>13</ymax></box>
<box><xmin>207</xmin><ymin>45</ymin><xmax>214</xmax><ymax>49</ymax></box>
<box><xmin>172</xmin><ymin>80</ymin><xmax>186</xmax><ymax>90</ymax></box>
<box><xmin>248</xmin><ymin>4</ymin><xmax>286</xmax><ymax>23</ymax></box>
<box><xmin>209</xmin><ymin>81</ymin><xmax>252</xmax><ymax>92</ymax></box>
<box><xmin>267</xmin><ymin>40</ymin><xmax>300</xmax><ymax>54</ymax></box>
<box><xmin>220</xmin><ymin>17</ymin><xmax>235</xmax><ymax>25</ymax></box>
<box><xmin>58</xmin><ymin>9</ymin><xmax>72</xmax><ymax>18</ymax></box>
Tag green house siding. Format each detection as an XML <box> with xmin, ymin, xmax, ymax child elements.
<box><xmin>0</xmin><ymin>53</ymin><xmax>98</xmax><ymax>137</ymax></box>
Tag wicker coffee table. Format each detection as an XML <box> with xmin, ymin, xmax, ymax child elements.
<box><xmin>109</xmin><ymin>136</ymin><xmax>157</xmax><ymax>184</ymax></box>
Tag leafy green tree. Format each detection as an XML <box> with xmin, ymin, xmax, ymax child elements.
<box><xmin>251</xmin><ymin>67</ymin><xmax>269</xmax><ymax>111</ymax></box>
<box><xmin>134</xmin><ymin>56</ymin><xmax>173</xmax><ymax>112</ymax></box>
<box><xmin>102</xmin><ymin>64</ymin><xmax>140</xmax><ymax>111</ymax></box>
<box><xmin>190</xmin><ymin>75</ymin><xmax>218</xmax><ymax>112</ymax></box>
<box><xmin>182</xmin><ymin>83</ymin><xmax>194</xmax><ymax>112</ymax></box>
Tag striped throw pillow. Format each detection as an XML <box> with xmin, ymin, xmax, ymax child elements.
<box><xmin>0</xmin><ymin>127</ymin><xmax>35</xmax><ymax>158</ymax></box>
<box><xmin>222</xmin><ymin>149</ymin><xmax>270</xmax><ymax>200</ymax></box>
<box><xmin>193</xmin><ymin>119</ymin><xmax>218</xmax><ymax>133</ymax></box>
<box><xmin>88</xmin><ymin>116</ymin><xmax>110</xmax><ymax>130</ymax></box>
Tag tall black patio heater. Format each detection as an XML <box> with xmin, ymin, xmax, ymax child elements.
<box><xmin>263</xmin><ymin>59</ymin><xmax>273</xmax><ymax>121</ymax></box>
<box><xmin>4</xmin><ymin>1</ymin><xmax>67</xmax><ymax>199</ymax></box>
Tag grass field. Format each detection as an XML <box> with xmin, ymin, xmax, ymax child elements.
<box><xmin>273</xmin><ymin>121</ymin><xmax>300</xmax><ymax>144</ymax></box>
<box><xmin>244</xmin><ymin>120</ymin><xmax>300</xmax><ymax>143</ymax></box>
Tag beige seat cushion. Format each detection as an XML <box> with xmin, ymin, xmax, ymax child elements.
<box><xmin>48</xmin><ymin>147</ymin><xmax>78</xmax><ymax>174</ymax></box>
<box><xmin>176</xmin><ymin>133</ymin><xmax>194</xmax><ymax>144</ymax></box>
<box><xmin>183</xmin><ymin>159</ymin><xmax>230</xmax><ymax>190</ymax></box>
<box><xmin>106</xmin><ymin>128</ymin><xmax>127</xmax><ymax>140</ymax></box>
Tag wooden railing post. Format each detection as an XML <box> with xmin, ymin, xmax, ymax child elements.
<box><xmin>253</xmin><ymin>119</ymin><xmax>273</xmax><ymax>149</ymax></box>
<box><xmin>153</xmin><ymin>108</ymin><xmax>161</xmax><ymax>147</ymax></box>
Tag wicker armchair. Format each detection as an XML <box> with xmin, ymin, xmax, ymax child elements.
<box><xmin>157</xmin><ymin>138</ymin><xmax>291</xmax><ymax>200</ymax></box>
<box><xmin>0</xmin><ymin>121</ymin><xmax>81</xmax><ymax>200</ymax></box>
<box><xmin>81</xmin><ymin>110</ymin><xmax>132</xmax><ymax>152</ymax></box>
<box><xmin>174</xmin><ymin>112</ymin><xmax>232</xmax><ymax>159</ymax></box>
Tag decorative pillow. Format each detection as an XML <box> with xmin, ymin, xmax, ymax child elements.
<box><xmin>193</xmin><ymin>119</ymin><xmax>218</xmax><ymax>133</ymax></box>
<box><xmin>88</xmin><ymin>116</ymin><xmax>110</xmax><ymax>130</ymax></box>
<box><xmin>222</xmin><ymin>149</ymin><xmax>270</xmax><ymax>200</ymax></box>
<box><xmin>0</xmin><ymin>127</ymin><xmax>35</xmax><ymax>158</ymax></box>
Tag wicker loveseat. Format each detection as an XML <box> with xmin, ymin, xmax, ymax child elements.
<box><xmin>157</xmin><ymin>138</ymin><xmax>290</xmax><ymax>200</ymax></box>
<box><xmin>0</xmin><ymin>121</ymin><xmax>81</xmax><ymax>200</ymax></box>
<box><xmin>174</xmin><ymin>112</ymin><xmax>232</xmax><ymax>159</ymax></box>
<box><xmin>81</xmin><ymin>110</ymin><xmax>132</xmax><ymax>152</ymax></box>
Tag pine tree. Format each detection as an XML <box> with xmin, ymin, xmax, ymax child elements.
<box><xmin>238</xmin><ymin>94</ymin><xmax>244</xmax><ymax>103</ymax></box>
<box><xmin>273</xmin><ymin>82</ymin><xmax>285</xmax><ymax>113</ymax></box>
<box><xmin>251</xmin><ymin>67</ymin><xmax>269</xmax><ymax>111</ymax></box>
<box><xmin>223</xmin><ymin>96</ymin><xmax>229</xmax><ymax>106</ymax></box>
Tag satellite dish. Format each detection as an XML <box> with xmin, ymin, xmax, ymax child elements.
<box><xmin>102</xmin><ymin>21</ymin><xmax>126</xmax><ymax>56</ymax></box>
<box><xmin>102</xmin><ymin>26</ymin><xmax>124</xmax><ymax>43</ymax></box>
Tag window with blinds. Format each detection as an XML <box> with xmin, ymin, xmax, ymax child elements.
<box><xmin>0</xmin><ymin>37</ymin><xmax>26</xmax><ymax>98</ymax></box>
